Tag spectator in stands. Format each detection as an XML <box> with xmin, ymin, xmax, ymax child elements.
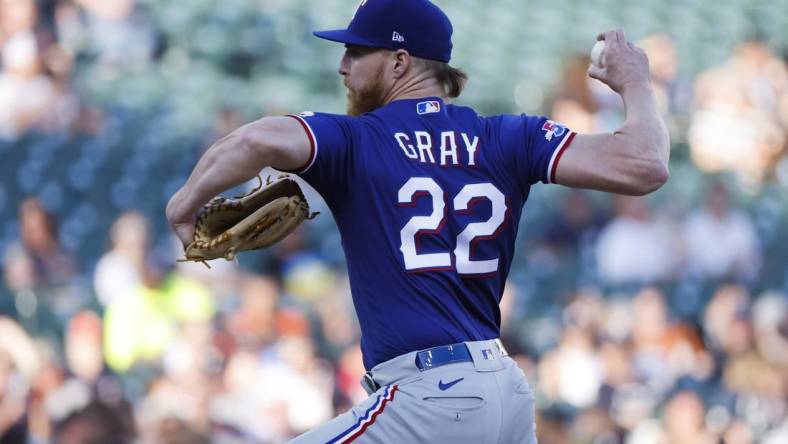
<box><xmin>311</xmin><ymin>279</ymin><xmax>358</xmax><ymax>361</ymax></box>
<box><xmin>103</xmin><ymin>263</ymin><xmax>213</xmax><ymax>373</ymax></box>
<box><xmin>38</xmin><ymin>41</ymin><xmax>81</xmax><ymax>136</ymax></box>
<box><xmin>0</xmin><ymin>0</ymin><xmax>58</xmax><ymax>139</ymax></box>
<box><xmin>723</xmin><ymin>419</ymin><xmax>755</xmax><ymax>444</ymax></box>
<box><xmin>543</xmin><ymin>190</ymin><xmax>603</xmax><ymax>259</ymax></box>
<box><xmin>69</xmin><ymin>0</ymin><xmax>157</xmax><ymax>68</ymax></box>
<box><xmin>227</xmin><ymin>275</ymin><xmax>280</xmax><ymax>349</ymax></box>
<box><xmin>596</xmin><ymin>339</ymin><xmax>635</xmax><ymax>406</ymax></box>
<box><xmin>0</xmin><ymin>0</ymin><xmax>38</xmax><ymax>46</ymax></box>
<box><xmin>682</xmin><ymin>180</ymin><xmax>761</xmax><ymax>282</ymax></box>
<box><xmin>703</xmin><ymin>285</ymin><xmax>753</xmax><ymax>359</ymax></box>
<box><xmin>718</xmin><ymin>291</ymin><xmax>788</xmax><ymax>433</ymax></box>
<box><xmin>0</xmin><ymin>317</ymin><xmax>40</xmax><ymax>444</ymax></box>
<box><xmin>630</xmin><ymin>288</ymin><xmax>674</xmax><ymax>388</ymax></box>
<box><xmin>152</xmin><ymin>416</ymin><xmax>208</xmax><ymax>444</ymax></box>
<box><xmin>52</xmin><ymin>399</ymin><xmax>135</xmax><ymax>444</ymax></box>
<box><xmin>135</xmin><ymin>322</ymin><xmax>215</xmax><ymax>442</ymax></box>
<box><xmin>595</xmin><ymin>196</ymin><xmax>679</xmax><ymax>285</ymax></box>
<box><xmin>662</xmin><ymin>391</ymin><xmax>717</xmax><ymax>444</ymax></box>
<box><xmin>637</xmin><ymin>33</ymin><xmax>692</xmax><ymax>119</ymax></box>
<box><xmin>537</xmin><ymin>326</ymin><xmax>603</xmax><ymax>409</ymax></box>
<box><xmin>751</xmin><ymin>291</ymin><xmax>788</xmax><ymax>368</ymax></box>
<box><xmin>333</xmin><ymin>344</ymin><xmax>366</xmax><ymax>410</ymax></box>
<box><xmin>569</xmin><ymin>407</ymin><xmax>619</xmax><ymax>443</ymax></box>
<box><xmin>267</xmin><ymin>335</ymin><xmax>333</xmax><ymax>436</ymax></box>
<box><xmin>2</xmin><ymin>244</ymin><xmax>35</xmax><ymax>293</ymax></box>
<box><xmin>550</xmin><ymin>54</ymin><xmax>599</xmax><ymax>134</ymax></box>
<box><xmin>93</xmin><ymin>211</ymin><xmax>149</xmax><ymax>307</ymax></box>
<box><xmin>211</xmin><ymin>349</ymin><xmax>282</xmax><ymax>442</ymax></box>
<box><xmin>16</xmin><ymin>198</ymin><xmax>75</xmax><ymax>287</ymax></box>
<box><xmin>64</xmin><ymin>311</ymin><xmax>104</xmax><ymax>385</ymax></box>
<box><xmin>0</xmin><ymin>352</ymin><xmax>28</xmax><ymax>443</ymax></box>
<box><xmin>630</xmin><ymin>288</ymin><xmax>714</xmax><ymax>391</ymax></box>
<box><xmin>689</xmin><ymin>40</ymin><xmax>787</xmax><ymax>184</ymax></box>
<box><xmin>761</xmin><ymin>421</ymin><xmax>788</xmax><ymax>444</ymax></box>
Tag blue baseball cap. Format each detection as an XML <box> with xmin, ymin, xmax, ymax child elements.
<box><xmin>313</xmin><ymin>0</ymin><xmax>454</xmax><ymax>63</ymax></box>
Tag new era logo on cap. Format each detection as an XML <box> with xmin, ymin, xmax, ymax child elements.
<box><xmin>392</xmin><ymin>31</ymin><xmax>405</xmax><ymax>42</ymax></box>
<box><xmin>417</xmin><ymin>101</ymin><xmax>440</xmax><ymax>115</ymax></box>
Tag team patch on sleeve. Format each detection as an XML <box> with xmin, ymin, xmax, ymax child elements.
<box><xmin>541</xmin><ymin>120</ymin><xmax>567</xmax><ymax>141</ymax></box>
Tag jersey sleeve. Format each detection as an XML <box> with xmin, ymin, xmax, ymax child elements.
<box><xmin>285</xmin><ymin>112</ymin><xmax>357</xmax><ymax>203</ymax></box>
<box><xmin>496</xmin><ymin>114</ymin><xmax>576</xmax><ymax>187</ymax></box>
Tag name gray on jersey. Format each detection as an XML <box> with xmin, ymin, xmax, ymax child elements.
<box><xmin>394</xmin><ymin>131</ymin><xmax>479</xmax><ymax>167</ymax></box>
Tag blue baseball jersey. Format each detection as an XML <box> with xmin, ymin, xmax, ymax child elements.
<box><xmin>288</xmin><ymin>97</ymin><xmax>575</xmax><ymax>369</ymax></box>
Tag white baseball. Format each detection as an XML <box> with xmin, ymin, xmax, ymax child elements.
<box><xmin>590</xmin><ymin>40</ymin><xmax>606</xmax><ymax>68</ymax></box>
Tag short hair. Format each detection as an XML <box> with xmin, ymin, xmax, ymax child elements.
<box><xmin>413</xmin><ymin>57</ymin><xmax>468</xmax><ymax>98</ymax></box>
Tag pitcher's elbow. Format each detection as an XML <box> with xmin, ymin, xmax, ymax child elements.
<box><xmin>655</xmin><ymin>162</ymin><xmax>670</xmax><ymax>186</ymax></box>
<box><xmin>636</xmin><ymin>162</ymin><xmax>669</xmax><ymax>195</ymax></box>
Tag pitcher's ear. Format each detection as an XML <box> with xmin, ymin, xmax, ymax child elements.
<box><xmin>392</xmin><ymin>49</ymin><xmax>412</xmax><ymax>78</ymax></box>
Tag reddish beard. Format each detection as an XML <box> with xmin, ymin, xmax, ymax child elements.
<box><xmin>346</xmin><ymin>68</ymin><xmax>388</xmax><ymax>116</ymax></box>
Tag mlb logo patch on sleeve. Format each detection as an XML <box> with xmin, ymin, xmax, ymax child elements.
<box><xmin>417</xmin><ymin>101</ymin><xmax>441</xmax><ymax>115</ymax></box>
<box><xmin>541</xmin><ymin>120</ymin><xmax>567</xmax><ymax>141</ymax></box>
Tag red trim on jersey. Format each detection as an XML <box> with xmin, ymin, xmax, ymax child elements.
<box><xmin>550</xmin><ymin>131</ymin><xmax>576</xmax><ymax>184</ymax></box>
<box><xmin>285</xmin><ymin>114</ymin><xmax>316</xmax><ymax>173</ymax></box>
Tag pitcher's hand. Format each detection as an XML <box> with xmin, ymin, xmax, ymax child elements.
<box><xmin>166</xmin><ymin>190</ymin><xmax>197</xmax><ymax>249</ymax></box>
<box><xmin>588</xmin><ymin>29</ymin><xmax>651</xmax><ymax>94</ymax></box>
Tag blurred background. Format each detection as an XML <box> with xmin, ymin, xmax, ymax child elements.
<box><xmin>0</xmin><ymin>0</ymin><xmax>786</xmax><ymax>443</ymax></box>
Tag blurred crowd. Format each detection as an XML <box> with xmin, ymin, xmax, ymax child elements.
<box><xmin>1</xmin><ymin>193</ymin><xmax>787</xmax><ymax>444</ymax></box>
<box><xmin>0</xmin><ymin>0</ymin><xmax>170</xmax><ymax>134</ymax></box>
<box><xmin>1</xmin><ymin>0</ymin><xmax>787</xmax><ymax>444</ymax></box>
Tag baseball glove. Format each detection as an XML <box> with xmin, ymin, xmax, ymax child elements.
<box><xmin>178</xmin><ymin>175</ymin><xmax>317</xmax><ymax>267</ymax></box>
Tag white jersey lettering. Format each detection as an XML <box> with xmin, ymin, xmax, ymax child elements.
<box><xmin>439</xmin><ymin>131</ymin><xmax>459</xmax><ymax>166</ymax></box>
<box><xmin>414</xmin><ymin>131</ymin><xmax>436</xmax><ymax>164</ymax></box>
<box><xmin>394</xmin><ymin>131</ymin><xmax>479</xmax><ymax>167</ymax></box>
<box><xmin>395</xmin><ymin>132</ymin><xmax>418</xmax><ymax>159</ymax></box>
<box><xmin>462</xmin><ymin>134</ymin><xmax>479</xmax><ymax>166</ymax></box>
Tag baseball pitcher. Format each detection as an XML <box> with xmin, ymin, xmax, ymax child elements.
<box><xmin>166</xmin><ymin>0</ymin><xmax>669</xmax><ymax>442</ymax></box>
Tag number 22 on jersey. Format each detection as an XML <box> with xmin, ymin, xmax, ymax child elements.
<box><xmin>397</xmin><ymin>177</ymin><xmax>507</xmax><ymax>275</ymax></box>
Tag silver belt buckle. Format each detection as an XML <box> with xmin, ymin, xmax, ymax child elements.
<box><xmin>361</xmin><ymin>372</ymin><xmax>380</xmax><ymax>394</ymax></box>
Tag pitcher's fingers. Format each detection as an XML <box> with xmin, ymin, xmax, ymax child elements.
<box><xmin>614</xmin><ymin>28</ymin><xmax>626</xmax><ymax>44</ymax></box>
<box><xmin>173</xmin><ymin>224</ymin><xmax>195</xmax><ymax>248</ymax></box>
<box><xmin>587</xmin><ymin>64</ymin><xmax>606</xmax><ymax>81</ymax></box>
<box><xmin>603</xmin><ymin>29</ymin><xmax>618</xmax><ymax>44</ymax></box>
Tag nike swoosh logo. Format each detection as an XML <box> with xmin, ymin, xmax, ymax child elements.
<box><xmin>438</xmin><ymin>377</ymin><xmax>464</xmax><ymax>391</ymax></box>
